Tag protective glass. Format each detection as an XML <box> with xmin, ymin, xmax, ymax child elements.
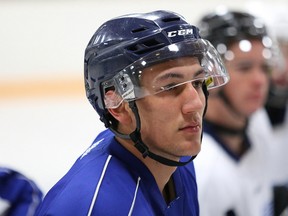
<box><xmin>102</xmin><ymin>39</ymin><xmax>229</xmax><ymax>108</ymax></box>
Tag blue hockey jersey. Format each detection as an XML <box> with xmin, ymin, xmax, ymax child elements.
<box><xmin>36</xmin><ymin>129</ymin><xmax>199</xmax><ymax>216</ymax></box>
<box><xmin>0</xmin><ymin>167</ymin><xmax>43</xmax><ymax>216</ymax></box>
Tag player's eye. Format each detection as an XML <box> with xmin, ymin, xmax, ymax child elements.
<box><xmin>192</xmin><ymin>79</ymin><xmax>205</xmax><ymax>89</ymax></box>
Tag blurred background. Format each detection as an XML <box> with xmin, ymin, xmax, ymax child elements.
<box><xmin>1</xmin><ymin>0</ymin><xmax>287</xmax><ymax>194</ymax></box>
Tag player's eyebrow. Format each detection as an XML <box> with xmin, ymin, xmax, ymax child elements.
<box><xmin>194</xmin><ymin>69</ymin><xmax>206</xmax><ymax>77</ymax></box>
<box><xmin>155</xmin><ymin>68</ymin><xmax>205</xmax><ymax>82</ymax></box>
<box><xmin>155</xmin><ymin>72</ymin><xmax>183</xmax><ymax>82</ymax></box>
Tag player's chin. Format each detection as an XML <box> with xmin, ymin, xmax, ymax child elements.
<box><xmin>192</xmin><ymin>143</ymin><xmax>201</xmax><ymax>155</ymax></box>
<box><xmin>245</xmin><ymin>104</ymin><xmax>263</xmax><ymax>116</ymax></box>
<box><xmin>182</xmin><ymin>140</ymin><xmax>201</xmax><ymax>156</ymax></box>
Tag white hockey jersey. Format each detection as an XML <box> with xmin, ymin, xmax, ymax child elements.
<box><xmin>195</xmin><ymin>108</ymin><xmax>274</xmax><ymax>216</ymax></box>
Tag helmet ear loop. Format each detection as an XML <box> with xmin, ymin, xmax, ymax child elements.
<box><xmin>128</xmin><ymin>101</ymin><xmax>150</xmax><ymax>158</ymax></box>
<box><xmin>104</xmin><ymin>102</ymin><xmax>131</xmax><ymax>140</ymax></box>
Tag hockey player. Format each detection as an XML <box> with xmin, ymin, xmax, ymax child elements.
<box><xmin>0</xmin><ymin>167</ymin><xmax>43</xmax><ymax>216</ymax></box>
<box><xmin>35</xmin><ymin>10</ymin><xmax>229</xmax><ymax>215</ymax></box>
<box><xmin>194</xmin><ymin>10</ymin><xmax>276</xmax><ymax>216</ymax></box>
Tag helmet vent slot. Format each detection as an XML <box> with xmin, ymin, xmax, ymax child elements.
<box><xmin>142</xmin><ymin>39</ymin><xmax>161</xmax><ymax>47</ymax></box>
<box><xmin>132</xmin><ymin>27</ymin><xmax>149</xmax><ymax>33</ymax></box>
<box><xmin>162</xmin><ymin>17</ymin><xmax>180</xmax><ymax>23</ymax></box>
<box><xmin>127</xmin><ymin>39</ymin><xmax>164</xmax><ymax>55</ymax></box>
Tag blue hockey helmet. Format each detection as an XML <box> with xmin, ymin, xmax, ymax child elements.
<box><xmin>84</xmin><ymin>10</ymin><xmax>228</xmax><ymax>127</ymax></box>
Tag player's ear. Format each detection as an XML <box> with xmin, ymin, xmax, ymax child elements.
<box><xmin>105</xmin><ymin>90</ymin><xmax>133</xmax><ymax>125</ymax></box>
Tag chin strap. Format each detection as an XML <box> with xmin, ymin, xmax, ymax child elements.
<box><xmin>204</xmin><ymin>119</ymin><xmax>248</xmax><ymax>136</ymax></box>
<box><xmin>107</xmin><ymin>83</ymin><xmax>209</xmax><ymax>167</ymax></box>
<box><xmin>129</xmin><ymin>83</ymin><xmax>209</xmax><ymax>167</ymax></box>
<box><xmin>128</xmin><ymin>101</ymin><xmax>196</xmax><ymax>167</ymax></box>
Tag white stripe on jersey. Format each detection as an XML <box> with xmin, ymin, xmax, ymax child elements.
<box><xmin>87</xmin><ymin>155</ymin><xmax>112</xmax><ymax>216</ymax></box>
<box><xmin>128</xmin><ymin>177</ymin><xmax>141</xmax><ymax>216</ymax></box>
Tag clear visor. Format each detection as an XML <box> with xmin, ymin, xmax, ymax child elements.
<box><xmin>102</xmin><ymin>39</ymin><xmax>229</xmax><ymax>108</ymax></box>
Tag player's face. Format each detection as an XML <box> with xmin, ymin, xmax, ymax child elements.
<box><xmin>134</xmin><ymin>57</ymin><xmax>206</xmax><ymax>160</ymax></box>
<box><xmin>223</xmin><ymin>40</ymin><xmax>270</xmax><ymax>116</ymax></box>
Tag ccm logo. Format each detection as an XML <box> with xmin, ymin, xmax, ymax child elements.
<box><xmin>167</xmin><ymin>29</ymin><xmax>194</xmax><ymax>37</ymax></box>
